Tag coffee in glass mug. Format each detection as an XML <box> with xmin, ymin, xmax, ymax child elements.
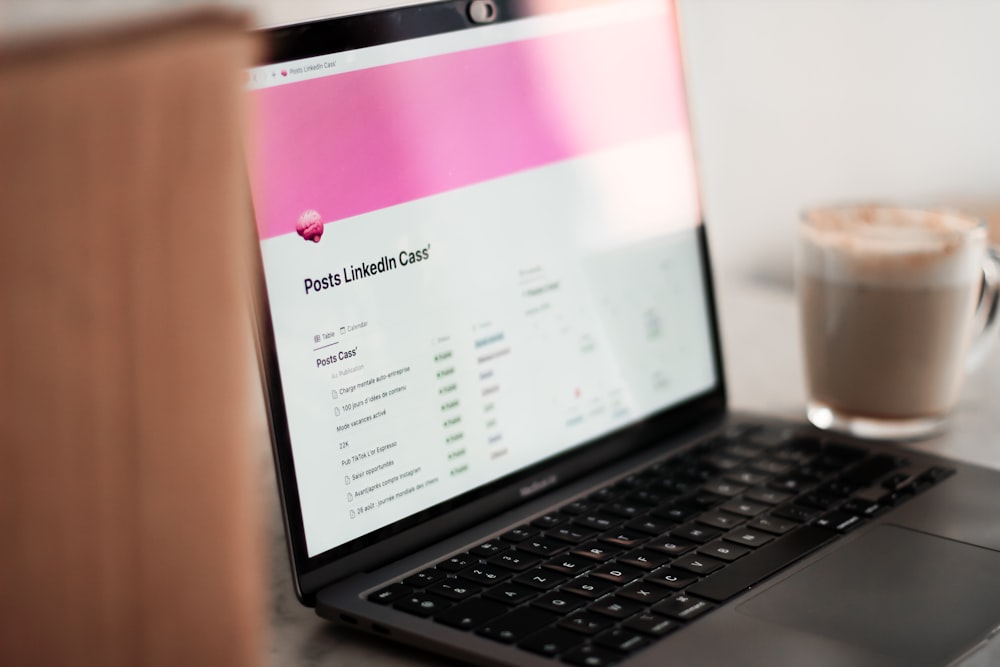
<box><xmin>797</xmin><ymin>205</ymin><xmax>999</xmax><ymax>439</ymax></box>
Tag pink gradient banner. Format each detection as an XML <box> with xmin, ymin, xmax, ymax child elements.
<box><xmin>250</xmin><ymin>15</ymin><xmax>688</xmax><ymax>240</ymax></box>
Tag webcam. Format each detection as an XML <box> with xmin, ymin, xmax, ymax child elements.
<box><xmin>468</xmin><ymin>0</ymin><xmax>498</xmax><ymax>24</ymax></box>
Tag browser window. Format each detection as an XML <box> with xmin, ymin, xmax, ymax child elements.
<box><xmin>247</xmin><ymin>0</ymin><xmax>716</xmax><ymax>558</ymax></box>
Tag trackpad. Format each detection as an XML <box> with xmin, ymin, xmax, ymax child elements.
<box><xmin>738</xmin><ymin>525</ymin><xmax>1000</xmax><ymax>666</ymax></box>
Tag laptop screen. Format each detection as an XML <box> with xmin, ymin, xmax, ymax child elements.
<box><xmin>248</xmin><ymin>0</ymin><xmax>718</xmax><ymax>561</ymax></box>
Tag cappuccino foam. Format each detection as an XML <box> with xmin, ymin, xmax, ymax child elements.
<box><xmin>798</xmin><ymin>206</ymin><xmax>985</xmax><ymax>422</ymax></box>
<box><xmin>799</xmin><ymin>206</ymin><xmax>984</xmax><ymax>288</ymax></box>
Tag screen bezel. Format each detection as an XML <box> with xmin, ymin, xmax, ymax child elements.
<box><xmin>250</xmin><ymin>0</ymin><xmax>728</xmax><ymax>603</ymax></box>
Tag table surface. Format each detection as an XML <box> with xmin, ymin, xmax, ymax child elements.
<box><xmin>262</xmin><ymin>265</ymin><xmax>1000</xmax><ymax>667</ymax></box>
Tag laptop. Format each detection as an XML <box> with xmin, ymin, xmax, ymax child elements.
<box><xmin>245</xmin><ymin>1</ymin><xmax>1000</xmax><ymax>665</ymax></box>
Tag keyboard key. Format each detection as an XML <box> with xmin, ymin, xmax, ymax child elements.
<box><xmin>686</xmin><ymin>525</ymin><xmax>836</xmax><ymax>602</ymax></box>
<box><xmin>612</xmin><ymin>474</ymin><xmax>646</xmax><ymax>491</ymax></box>
<box><xmin>701</xmin><ymin>480</ymin><xmax>747</xmax><ymax>497</ymax></box>
<box><xmin>744</xmin><ymin>488</ymin><xmax>793</xmax><ymax>505</ymax></box>
<box><xmin>561</xmin><ymin>500</ymin><xmax>598</xmax><ymax>516</ymax></box>
<box><xmin>813</xmin><ymin>510</ymin><xmax>863</xmax><ymax>533</ymax></box>
<box><xmin>532</xmin><ymin>590</ymin><xmax>589</xmax><ymax>613</ymax></box>
<box><xmin>652</xmin><ymin>593</ymin><xmax>714</xmax><ymax>621</ymax></box>
<box><xmin>598</xmin><ymin>530</ymin><xmax>646</xmax><ymax>548</ymax></box>
<box><xmin>519</xmin><ymin>536</ymin><xmax>569</xmax><ymax>557</ymax></box>
<box><xmin>841</xmin><ymin>498</ymin><xmax>881</xmax><ymax>517</ymax></box>
<box><xmin>699</xmin><ymin>540</ymin><xmax>750</xmax><ymax>562</ymax></box>
<box><xmin>458</xmin><ymin>564</ymin><xmax>511</xmax><ymax>586</ymax></box>
<box><xmin>482</xmin><ymin>582</ymin><xmax>538</xmax><ymax>605</ymax></box>
<box><xmin>513</xmin><ymin>568</ymin><xmax>568</xmax><ymax>590</ymax></box>
<box><xmin>788</xmin><ymin>434</ymin><xmax>824</xmax><ymax>452</ymax></box>
<box><xmin>696</xmin><ymin>510</ymin><xmax>744</xmax><ymax>530</ymax></box>
<box><xmin>679</xmin><ymin>492</ymin><xmax>726</xmax><ymax>511</ymax></box>
<box><xmin>851</xmin><ymin>485</ymin><xmax>894</xmax><ymax>505</ymax></box>
<box><xmin>746</xmin><ymin>427</ymin><xmax>795</xmax><ymax>449</ymax></box>
<box><xmin>471</xmin><ymin>541</ymin><xmax>507</xmax><ymax>557</ymax></box>
<box><xmin>588</xmin><ymin>596</ymin><xmax>643</xmax><ymax>619</ymax></box>
<box><xmin>725</xmin><ymin>470</ymin><xmax>769</xmax><ymax>486</ymax></box>
<box><xmin>768</xmin><ymin>476</ymin><xmax>811</xmax><ymax>493</ymax></box>
<box><xmin>747</xmin><ymin>515</ymin><xmax>797</xmax><ymax>535</ymax></box>
<box><xmin>917</xmin><ymin>466</ymin><xmax>953</xmax><ymax>483</ymax></box>
<box><xmin>720</xmin><ymin>499</ymin><xmax>769</xmax><ymax>517</ymax></box>
<box><xmin>684</xmin><ymin>463</ymin><xmax>717</xmax><ymax>482</ymax></box>
<box><xmin>651</xmin><ymin>504</ymin><xmax>697</xmax><ymax>523</ymax></box>
<box><xmin>594</xmin><ymin>628</ymin><xmax>650</xmax><ymax>653</ymax></box>
<box><xmin>643</xmin><ymin>567</ymin><xmax>696</xmax><ymax>590</ymax></box>
<box><xmin>531</xmin><ymin>513</ymin><xmax>568</xmax><ymax>530</ymax></box>
<box><xmin>590</xmin><ymin>562</ymin><xmax>643</xmax><ymax>585</ymax></box>
<box><xmin>795</xmin><ymin>492</ymin><xmax>839</xmax><ymax>511</ymax></box>
<box><xmin>616</xmin><ymin>549</ymin><xmax>669</xmax><ymax>571</ymax></box>
<box><xmin>561</xmin><ymin>576</ymin><xmax>615</xmax><ymax>599</ymax></box>
<box><xmin>617</xmin><ymin>581</ymin><xmax>672</xmax><ymax>604</ymax></box>
<box><xmin>623</xmin><ymin>611</ymin><xmax>679</xmax><ymax>638</ymax></box>
<box><xmin>477</xmin><ymin>607</ymin><xmax>559</xmax><ymax>644</ymax></box>
<box><xmin>809</xmin><ymin>457</ymin><xmax>851</xmax><ymax>476</ymax></box>
<box><xmin>559</xmin><ymin>611</ymin><xmax>615</xmax><ymax>636</ymax></box>
<box><xmin>543</xmin><ymin>553</ymin><xmax>596</xmax><ymax>576</ymax></box>
<box><xmin>602</xmin><ymin>502</ymin><xmax>644</xmax><ymax>519</ymax></box>
<box><xmin>434</xmin><ymin>597</ymin><xmax>507</xmax><ymax>630</ymax></box>
<box><xmin>519</xmin><ymin>627</ymin><xmax>585</xmax><ymax>658</ymax></box>
<box><xmin>816</xmin><ymin>480</ymin><xmax>858</xmax><ymax>499</ymax></box>
<box><xmin>574</xmin><ymin>513</ymin><xmax>621</xmax><ymax>532</ymax></box>
<box><xmin>644</xmin><ymin>537</ymin><xmax>695</xmax><ymax>557</ymax></box>
<box><xmin>722</xmin><ymin>444</ymin><xmax>763</xmax><ymax>459</ymax></box>
<box><xmin>561</xmin><ymin>644</ymin><xmax>624</xmax><ymax>667</ymax></box>
<box><xmin>671</xmin><ymin>554</ymin><xmax>725</xmax><ymax>576</ymax></box>
<box><xmin>369</xmin><ymin>582</ymin><xmax>412</xmax><ymax>605</ymax></box>
<box><xmin>750</xmin><ymin>459</ymin><xmax>794</xmax><ymax>476</ymax></box>
<box><xmin>427</xmin><ymin>579</ymin><xmax>480</xmax><ymax>600</ymax></box>
<box><xmin>549</xmin><ymin>526</ymin><xmax>594</xmax><ymax>544</ymax></box>
<box><xmin>625</xmin><ymin>515</ymin><xmax>674</xmax><ymax>536</ymax></box>
<box><xmin>704</xmin><ymin>454</ymin><xmax>742</xmax><ymax>471</ymax></box>
<box><xmin>822</xmin><ymin>442</ymin><xmax>867</xmax><ymax>462</ymax></box>
<box><xmin>884</xmin><ymin>486</ymin><xmax>917</xmax><ymax>506</ymax></box>
<box><xmin>843</xmin><ymin>454</ymin><xmax>904</xmax><ymax>486</ymax></box>
<box><xmin>488</xmin><ymin>552</ymin><xmax>540</xmax><ymax>572</ymax></box>
<box><xmin>500</xmin><ymin>526</ymin><xmax>536</xmax><ymax>543</ymax></box>
<box><xmin>723</xmin><ymin>528</ymin><xmax>774</xmax><ymax>549</ymax></box>
<box><xmin>656</xmin><ymin>477</ymin><xmax>696</xmax><ymax>496</ymax></box>
<box><xmin>437</xmin><ymin>553</ymin><xmax>475</xmax><ymax>572</ymax></box>
<box><xmin>393</xmin><ymin>592</ymin><xmax>453</xmax><ymax>617</ymax></box>
<box><xmin>671</xmin><ymin>523</ymin><xmax>721</xmax><ymax>544</ymax></box>
<box><xmin>403</xmin><ymin>568</ymin><xmax>446</xmax><ymax>588</ymax></box>
<box><xmin>571</xmin><ymin>542</ymin><xmax>621</xmax><ymax>562</ymax></box>
<box><xmin>773</xmin><ymin>448</ymin><xmax>815</xmax><ymax>465</ymax></box>
<box><xmin>626</xmin><ymin>490</ymin><xmax>668</xmax><ymax>507</ymax></box>
<box><xmin>771</xmin><ymin>504</ymin><xmax>817</xmax><ymax>523</ymax></box>
<box><xmin>589</xmin><ymin>487</ymin><xmax>622</xmax><ymax>503</ymax></box>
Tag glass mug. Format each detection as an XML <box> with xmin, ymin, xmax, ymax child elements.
<box><xmin>796</xmin><ymin>205</ymin><xmax>1000</xmax><ymax>440</ymax></box>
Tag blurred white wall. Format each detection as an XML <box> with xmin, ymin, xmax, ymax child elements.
<box><xmin>677</xmin><ymin>0</ymin><xmax>1000</xmax><ymax>282</ymax></box>
<box><xmin>5</xmin><ymin>0</ymin><xmax>998</xmax><ymax>283</ymax></box>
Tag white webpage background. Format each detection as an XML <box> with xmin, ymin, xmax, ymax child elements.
<box><xmin>261</xmin><ymin>135</ymin><xmax>715</xmax><ymax>556</ymax></box>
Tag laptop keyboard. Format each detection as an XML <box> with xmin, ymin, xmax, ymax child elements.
<box><xmin>369</xmin><ymin>424</ymin><xmax>953</xmax><ymax>666</ymax></box>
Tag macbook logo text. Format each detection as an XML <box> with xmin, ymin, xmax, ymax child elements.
<box><xmin>519</xmin><ymin>474</ymin><xmax>558</xmax><ymax>498</ymax></box>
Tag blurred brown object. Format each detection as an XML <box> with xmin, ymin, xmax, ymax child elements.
<box><xmin>965</xmin><ymin>204</ymin><xmax>1000</xmax><ymax>245</ymax></box>
<box><xmin>0</xmin><ymin>10</ymin><xmax>263</xmax><ymax>667</ymax></box>
<box><xmin>985</xmin><ymin>209</ymin><xmax>1000</xmax><ymax>245</ymax></box>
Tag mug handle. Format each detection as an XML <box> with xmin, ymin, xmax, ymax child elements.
<box><xmin>966</xmin><ymin>245</ymin><xmax>1000</xmax><ymax>371</ymax></box>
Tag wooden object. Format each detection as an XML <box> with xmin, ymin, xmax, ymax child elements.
<box><xmin>0</xmin><ymin>11</ymin><xmax>264</xmax><ymax>667</ymax></box>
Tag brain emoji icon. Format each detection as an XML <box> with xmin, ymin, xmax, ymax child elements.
<box><xmin>296</xmin><ymin>209</ymin><xmax>324</xmax><ymax>243</ymax></box>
